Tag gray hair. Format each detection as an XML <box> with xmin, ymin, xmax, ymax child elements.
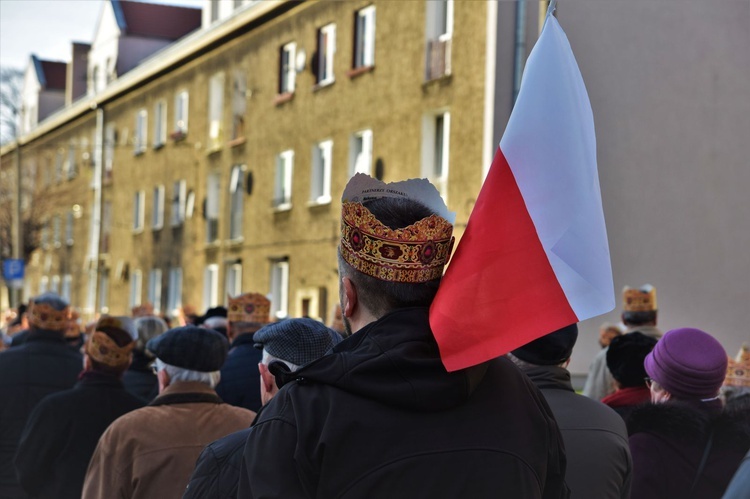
<box><xmin>134</xmin><ymin>316</ymin><xmax>168</xmax><ymax>353</ymax></box>
<box><xmin>155</xmin><ymin>359</ymin><xmax>221</xmax><ymax>388</ymax></box>
<box><xmin>261</xmin><ymin>349</ymin><xmax>300</xmax><ymax>372</ymax></box>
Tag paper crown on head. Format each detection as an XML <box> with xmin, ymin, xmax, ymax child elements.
<box><xmin>227</xmin><ymin>293</ymin><xmax>271</xmax><ymax>324</ymax></box>
<box><xmin>131</xmin><ymin>302</ymin><xmax>154</xmax><ymax>317</ymax></box>
<box><xmin>86</xmin><ymin>316</ymin><xmax>137</xmax><ymax>368</ymax></box>
<box><xmin>340</xmin><ymin>173</ymin><xmax>456</xmax><ymax>284</ymax></box>
<box><xmin>725</xmin><ymin>344</ymin><xmax>750</xmax><ymax>388</ymax></box>
<box><xmin>28</xmin><ymin>297</ymin><xmax>70</xmax><ymax>331</ymax></box>
<box><xmin>622</xmin><ymin>284</ymin><xmax>657</xmax><ymax>312</ymax></box>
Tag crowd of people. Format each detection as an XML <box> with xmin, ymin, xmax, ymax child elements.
<box><xmin>1</xmin><ymin>173</ymin><xmax>749</xmax><ymax>499</ymax></box>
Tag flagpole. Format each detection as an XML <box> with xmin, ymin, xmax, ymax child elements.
<box><xmin>546</xmin><ymin>0</ymin><xmax>557</xmax><ymax>17</ymax></box>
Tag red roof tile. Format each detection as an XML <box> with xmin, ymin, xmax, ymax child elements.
<box><xmin>119</xmin><ymin>1</ymin><xmax>201</xmax><ymax>40</ymax></box>
<box><xmin>39</xmin><ymin>60</ymin><xmax>67</xmax><ymax>90</ymax></box>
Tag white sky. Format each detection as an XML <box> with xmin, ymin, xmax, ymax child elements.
<box><xmin>0</xmin><ymin>0</ymin><xmax>205</xmax><ymax>71</ymax></box>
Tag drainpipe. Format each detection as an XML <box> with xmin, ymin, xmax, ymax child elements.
<box><xmin>11</xmin><ymin>135</ymin><xmax>22</xmax><ymax>308</ymax></box>
<box><xmin>88</xmin><ymin>106</ymin><xmax>104</xmax><ymax>318</ymax></box>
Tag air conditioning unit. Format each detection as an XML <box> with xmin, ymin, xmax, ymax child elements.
<box><xmin>426</xmin><ymin>37</ymin><xmax>452</xmax><ymax>81</ymax></box>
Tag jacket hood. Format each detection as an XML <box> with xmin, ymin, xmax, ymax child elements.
<box><xmin>274</xmin><ymin>307</ymin><xmax>486</xmax><ymax>412</ymax></box>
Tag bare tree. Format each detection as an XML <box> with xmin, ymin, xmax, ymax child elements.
<box><xmin>0</xmin><ymin>67</ymin><xmax>24</xmax><ymax>145</ymax></box>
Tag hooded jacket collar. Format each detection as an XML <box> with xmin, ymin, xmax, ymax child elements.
<box><xmin>521</xmin><ymin>365</ymin><xmax>575</xmax><ymax>392</ymax></box>
<box><xmin>274</xmin><ymin>307</ymin><xmax>487</xmax><ymax>412</ymax></box>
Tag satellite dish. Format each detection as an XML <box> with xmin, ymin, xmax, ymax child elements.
<box><xmin>295</xmin><ymin>49</ymin><xmax>307</xmax><ymax>73</ymax></box>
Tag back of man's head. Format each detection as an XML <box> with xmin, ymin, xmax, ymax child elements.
<box><xmin>27</xmin><ymin>293</ymin><xmax>70</xmax><ymax>336</ymax></box>
<box><xmin>133</xmin><ymin>316</ymin><xmax>169</xmax><ymax>355</ymax></box>
<box><xmin>510</xmin><ymin>324</ymin><xmax>579</xmax><ymax>368</ymax></box>
<box><xmin>606</xmin><ymin>332</ymin><xmax>656</xmax><ymax>388</ymax></box>
<box><xmin>85</xmin><ymin>316</ymin><xmax>138</xmax><ymax>376</ymax></box>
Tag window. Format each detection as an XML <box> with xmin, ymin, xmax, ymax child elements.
<box><xmin>350</xmin><ymin>129</ymin><xmax>373</xmax><ymax>176</ymax></box>
<box><xmin>354</xmin><ymin>6</ymin><xmax>376</xmax><ymax>69</ymax></box>
<box><xmin>233</xmin><ymin>0</ymin><xmax>243</xmax><ymax>9</ymax></box>
<box><xmin>208</xmin><ymin>72</ymin><xmax>224</xmax><ymax>149</ymax></box>
<box><xmin>130</xmin><ymin>269</ymin><xmax>143</xmax><ymax>308</ymax></box>
<box><xmin>311</xmin><ymin>140</ymin><xmax>333</xmax><ymax>204</ymax></box>
<box><xmin>167</xmin><ymin>267</ymin><xmax>182</xmax><ymax>314</ymax></box>
<box><xmin>41</xmin><ymin>220</ymin><xmax>49</xmax><ymax>249</ymax></box>
<box><xmin>55</xmin><ymin>151</ymin><xmax>64</xmax><ymax>183</ymax></box>
<box><xmin>270</xmin><ymin>259</ymin><xmax>289</xmax><ymax>320</ymax></box>
<box><xmin>50</xmin><ymin>275</ymin><xmax>60</xmax><ymax>294</ymax></box>
<box><xmin>174</xmin><ymin>90</ymin><xmax>189</xmax><ymax>135</ymax></box>
<box><xmin>39</xmin><ymin>276</ymin><xmax>49</xmax><ymax>294</ymax></box>
<box><xmin>421</xmin><ymin>111</ymin><xmax>451</xmax><ymax>202</ymax></box>
<box><xmin>225</xmin><ymin>263</ymin><xmax>242</xmax><ymax>300</ymax></box>
<box><xmin>104</xmin><ymin>123</ymin><xmax>115</xmax><ymax>181</ymax></box>
<box><xmin>279</xmin><ymin>42</ymin><xmax>296</xmax><ymax>94</ymax></box>
<box><xmin>274</xmin><ymin>150</ymin><xmax>294</xmax><ymax>209</ymax></box>
<box><xmin>232</xmin><ymin>71</ymin><xmax>246</xmax><ymax>141</ymax></box>
<box><xmin>210</xmin><ymin>0</ymin><xmax>220</xmax><ymax>22</ymax></box>
<box><xmin>152</xmin><ymin>185</ymin><xmax>165</xmax><ymax>230</ymax></box>
<box><xmin>85</xmin><ymin>271</ymin><xmax>96</xmax><ymax>314</ymax></box>
<box><xmin>316</xmin><ymin>24</ymin><xmax>336</xmax><ymax>85</ymax></box>
<box><xmin>53</xmin><ymin>215</ymin><xmax>61</xmax><ymax>248</ymax></box>
<box><xmin>229</xmin><ymin>165</ymin><xmax>244</xmax><ymax>240</ymax></box>
<box><xmin>153</xmin><ymin>100</ymin><xmax>167</xmax><ymax>148</ymax></box>
<box><xmin>171</xmin><ymin>180</ymin><xmax>187</xmax><ymax>227</ymax></box>
<box><xmin>102</xmin><ymin>201</ymin><xmax>112</xmax><ymax>253</ymax></box>
<box><xmin>134</xmin><ymin>109</ymin><xmax>147</xmax><ymax>154</ymax></box>
<box><xmin>61</xmin><ymin>274</ymin><xmax>72</xmax><ymax>302</ymax></box>
<box><xmin>206</xmin><ymin>172</ymin><xmax>220</xmax><ymax>242</ymax></box>
<box><xmin>425</xmin><ymin>0</ymin><xmax>453</xmax><ymax>80</ymax></box>
<box><xmin>204</xmin><ymin>264</ymin><xmax>219</xmax><ymax>310</ymax></box>
<box><xmin>99</xmin><ymin>270</ymin><xmax>110</xmax><ymax>313</ymax></box>
<box><xmin>148</xmin><ymin>269</ymin><xmax>162</xmax><ymax>313</ymax></box>
<box><xmin>133</xmin><ymin>190</ymin><xmax>145</xmax><ymax>231</ymax></box>
<box><xmin>67</xmin><ymin>142</ymin><xmax>77</xmax><ymax>179</ymax></box>
<box><xmin>65</xmin><ymin>211</ymin><xmax>74</xmax><ymax>246</ymax></box>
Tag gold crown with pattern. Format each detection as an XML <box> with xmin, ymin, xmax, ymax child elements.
<box><xmin>340</xmin><ymin>202</ymin><xmax>454</xmax><ymax>283</ymax></box>
<box><xmin>28</xmin><ymin>299</ymin><xmax>70</xmax><ymax>331</ymax></box>
<box><xmin>227</xmin><ymin>293</ymin><xmax>271</xmax><ymax>324</ymax></box>
<box><xmin>86</xmin><ymin>331</ymin><xmax>135</xmax><ymax>367</ymax></box>
<box><xmin>724</xmin><ymin>344</ymin><xmax>750</xmax><ymax>388</ymax></box>
<box><xmin>622</xmin><ymin>285</ymin><xmax>657</xmax><ymax>312</ymax></box>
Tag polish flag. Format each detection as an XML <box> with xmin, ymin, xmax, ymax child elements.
<box><xmin>430</xmin><ymin>13</ymin><xmax>615</xmax><ymax>372</ymax></box>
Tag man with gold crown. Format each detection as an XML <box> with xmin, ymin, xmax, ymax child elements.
<box><xmin>14</xmin><ymin>316</ymin><xmax>145</xmax><ymax>499</ymax></box>
<box><xmin>215</xmin><ymin>293</ymin><xmax>271</xmax><ymax>411</ymax></box>
<box><xmin>0</xmin><ymin>292</ymin><xmax>83</xmax><ymax>499</ymax></box>
<box><xmin>238</xmin><ymin>174</ymin><xmax>567</xmax><ymax>498</ymax></box>
<box><xmin>583</xmin><ymin>284</ymin><xmax>662</xmax><ymax>401</ymax></box>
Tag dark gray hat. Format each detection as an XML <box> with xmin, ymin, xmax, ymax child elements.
<box><xmin>512</xmin><ymin>324</ymin><xmax>579</xmax><ymax>366</ymax></box>
<box><xmin>254</xmin><ymin>318</ymin><xmax>343</xmax><ymax>367</ymax></box>
<box><xmin>146</xmin><ymin>325</ymin><xmax>228</xmax><ymax>372</ymax></box>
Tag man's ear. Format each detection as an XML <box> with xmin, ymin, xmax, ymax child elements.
<box><xmin>157</xmin><ymin>368</ymin><xmax>171</xmax><ymax>393</ymax></box>
<box><xmin>258</xmin><ymin>363</ymin><xmax>276</xmax><ymax>394</ymax></box>
<box><xmin>342</xmin><ymin>277</ymin><xmax>358</xmax><ymax>318</ymax></box>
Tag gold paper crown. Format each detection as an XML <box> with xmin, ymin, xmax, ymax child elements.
<box><xmin>340</xmin><ymin>202</ymin><xmax>454</xmax><ymax>283</ymax></box>
<box><xmin>131</xmin><ymin>303</ymin><xmax>155</xmax><ymax>317</ymax></box>
<box><xmin>28</xmin><ymin>300</ymin><xmax>70</xmax><ymax>331</ymax></box>
<box><xmin>86</xmin><ymin>331</ymin><xmax>135</xmax><ymax>367</ymax></box>
<box><xmin>622</xmin><ymin>285</ymin><xmax>657</xmax><ymax>312</ymax></box>
<box><xmin>725</xmin><ymin>344</ymin><xmax>750</xmax><ymax>388</ymax></box>
<box><xmin>227</xmin><ymin>293</ymin><xmax>271</xmax><ymax>324</ymax></box>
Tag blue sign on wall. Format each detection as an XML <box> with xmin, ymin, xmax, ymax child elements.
<box><xmin>3</xmin><ymin>259</ymin><xmax>25</xmax><ymax>281</ymax></box>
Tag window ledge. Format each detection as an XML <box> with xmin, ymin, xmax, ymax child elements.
<box><xmin>423</xmin><ymin>73</ymin><xmax>453</xmax><ymax>86</ymax></box>
<box><xmin>227</xmin><ymin>237</ymin><xmax>244</xmax><ymax>247</ymax></box>
<box><xmin>347</xmin><ymin>65</ymin><xmax>375</xmax><ymax>79</ymax></box>
<box><xmin>274</xmin><ymin>92</ymin><xmax>295</xmax><ymax>106</ymax></box>
<box><xmin>204</xmin><ymin>241</ymin><xmax>221</xmax><ymax>250</ymax></box>
<box><xmin>133</xmin><ymin>149</ymin><xmax>146</xmax><ymax>157</ymax></box>
<box><xmin>312</xmin><ymin>80</ymin><xmax>335</xmax><ymax>92</ymax></box>
<box><xmin>170</xmin><ymin>130</ymin><xmax>187</xmax><ymax>142</ymax></box>
<box><xmin>227</xmin><ymin>136</ymin><xmax>246</xmax><ymax>148</ymax></box>
<box><xmin>153</xmin><ymin>142</ymin><xmax>165</xmax><ymax>151</ymax></box>
<box><xmin>273</xmin><ymin>203</ymin><xmax>292</xmax><ymax>213</ymax></box>
<box><xmin>206</xmin><ymin>145</ymin><xmax>223</xmax><ymax>156</ymax></box>
<box><xmin>152</xmin><ymin>225</ymin><xmax>163</xmax><ymax>232</ymax></box>
<box><xmin>307</xmin><ymin>197</ymin><xmax>332</xmax><ymax>208</ymax></box>
<box><xmin>132</xmin><ymin>228</ymin><xmax>144</xmax><ymax>235</ymax></box>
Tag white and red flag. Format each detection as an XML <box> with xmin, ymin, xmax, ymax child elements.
<box><xmin>430</xmin><ymin>12</ymin><xmax>615</xmax><ymax>372</ymax></box>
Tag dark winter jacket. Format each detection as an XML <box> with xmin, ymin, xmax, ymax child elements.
<box><xmin>723</xmin><ymin>448</ymin><xmax>750</xmax><ymax>499</ymax></box>
<box><xmin>13</xmin><ymin>371</ymin><xmax>145</xmax><ymax>499</ymax></box>
<box><xmin>184</xmin><ymin>427</ymin><xmax>252</xmax><ymax>499</ymax></box>
<box><xmin>628</xmin><ymin>400</ymin><xmax>750</xmax><ymax>499</ymax></box>
<box><xmin>524</xmin><ymin>365</ymin><xmax>632</xmax><ymax>499</ymax></box>
<box><xmin>215</xmin><ymin>334</ymin><xmax>262</xmax><ymax>412</ymax></box>
<box><xmin>0</xmin><ymin>332</ymin><xmax>82</xmax><ymax>499</ymax></box>
<box><xmin>238</xmin><ymin>307</ymin><xmax>569</xmax><ymax>499</ymax></box>
<box><xmin>122</xmin><ymin>350</ymin><xmax>159</xmax><ymax>402</ymax></box>
<box><xmin>601</xmin><ymin>385</ymin><xmax>651</xmax><ymax>422</ymax></box>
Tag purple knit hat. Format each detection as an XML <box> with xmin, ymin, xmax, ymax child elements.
<box><xmin>644</xmin><ymin>328</ymin><xmax>727</xmax><ymax>400</ymax></box>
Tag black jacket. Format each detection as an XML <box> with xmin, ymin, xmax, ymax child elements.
<box><xmin>122</xmin><ymin>351</ymin><xmax>159</xmax><ymax>402</ymax></box>
<box><xmin>628</xmin><ymin>400</ymin><xmax>750</xmax><ymax>499</ymax></box>
<box><xmin>0</xmin><ymin>332</ymin><xmax>82</xmax><ymax>499</ymax></box>
<box><xmin>215</xmin><ymin>334</ymin><xmax>262</xmax><ymax>412</ymax></box>
<box><xmin>184</xmin><ymin>427</ymin><xmax>252</xmax><ymax>499</ymax></box>
<box><xmin>14</xmin><ymin>371</ymin><xmax>145</xmax><ymax>499</ymax></box>
<box><xmin>238</xmin><ymin>307</ymin><xmax>569</xmax><ymax>499</ymax></box>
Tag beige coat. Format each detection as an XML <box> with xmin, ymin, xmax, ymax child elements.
<box><xmin>82</xmin><ymin>381</ymin><xmax>255</xmax><ymax>499</ymax></box>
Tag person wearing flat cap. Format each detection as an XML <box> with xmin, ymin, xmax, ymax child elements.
<box><xmin>239</xmin><ymin>174</ymin><xmax>568</xmax><ymax>499</ymax></box>
<box><xmin>82</xmin><ymin>326</ymin><xmax>256</xmax><ymax>499</ymax></box>
<box><xmin>0</xmin><ymin>293</ymin><xmax>82</xmax><ymax>499</ymax></box>
<box><xmin>601</xmin><ymin>332</ymin><xmax>657</xmax><ymax>421</ymax></box>
<box><xmin>14</xmin><ymin>316</ymin><xmax>145</xmax><ymax>499</ymax></box>
<box><xmin>509</xmin><ymin>324</ymin><xmax>632</xmax><ymax>499</ymax></box>
<box><xmin>184</xmin><ymin>318</ymin><xmax>342</xmax><ymax>498</ymax></box>
<box><xmin>627</xmin><ymin>328</ymin><xmax>750</xmax><ymax>499</ymax></box>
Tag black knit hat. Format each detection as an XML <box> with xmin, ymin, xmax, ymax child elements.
<box><xmin>146</xmin><ymin>325</ymin><xmax>228</xmax><ymax>372</ymax></box>
<box><xmin>606</xmin><ymin>331</ymin><xmax>657</xmax><ymax>387</ymax></box>
<box><xmin>511</xmin><ymin>324</ymin><xmax>578</xmax><ymax>366</ymax></box>
<box><xmin>254</xmin><ymin>318</ymin><xmax>342</xmax><ymax>367</ymax></box>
